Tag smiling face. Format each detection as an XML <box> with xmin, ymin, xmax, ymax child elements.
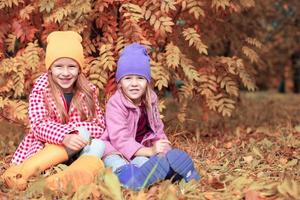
<box><xmin>50</xmin><ymin>58</ymin><xmax>80</xmax><ymax>93</ymax></box>
<box><xmin>119</xmin><ymin>75</ymin><xmax>148</xmax><ymax>105</ymax></box>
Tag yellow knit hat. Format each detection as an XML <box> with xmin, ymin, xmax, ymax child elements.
<box><xmin>45</xmin><ymin>31</ymin><xmax>84</xmax><ymax>70</ymax></box>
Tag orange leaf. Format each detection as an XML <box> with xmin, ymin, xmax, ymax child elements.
<box><xmin>12</xmin><ymin>19</ymin><xmax>37</xmax><ymax>42</ymax></box>
<box><xmin>105</xmin><ymin>72</ymin><xmax>117</xmax><ymax>98</ymax></box>
<box><xmin>12</xmin><ymin>19</ymin><xmax>23</xmax><ymax>39</ymax></box>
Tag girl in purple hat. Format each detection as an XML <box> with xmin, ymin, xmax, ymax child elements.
<box><xmin>101</xmin><ymin>43</ymin><xmax>200</xmax><ymax>190</ymax></box>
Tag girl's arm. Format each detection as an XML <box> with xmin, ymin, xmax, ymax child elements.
<box><xmin>134</xmin><ymin>147</ymin><xmax>154</xmax><ymax>157</ymax></box>
<box><xmin>71</xmin><ymin>88</ymin><xmax>105</xmax><ymax>139</ymax></box>
<box><xmin>151</xmin><ymin>103</ymin><xmax>172</xmax><ymax>154</ymax></box>
<box><xmin>134</xmin><ymin>139</ymin><xmax>171</xmax><ymax>157</ymax></box>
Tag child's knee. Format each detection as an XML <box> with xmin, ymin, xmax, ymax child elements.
<box><xmin>130</xmin><ymin>156</ymin><xmax>149</xmax><ymax>167</ymax></box>
<box><xmin>104</xmin><ymin>154</ymin><xmax>127</xmax><ymax>172</ymax></box>
<box><xmin>75</xmin><ymin>127</ymin><xmax>90</xmax><ymax>141</ymax></box>
<box><xmin>80</xmin><ymin>139</ymin><xmax>105</xmax><ymax>158</ymax></box>
<box><xmin>90</xmin><ymin>139</ymin><xmax>105</xmax><ymax>149</ymax></box>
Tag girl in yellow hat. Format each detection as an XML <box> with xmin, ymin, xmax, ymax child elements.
<box><xmin>1</xmin><ymin>31</ymin><xmax>105</xmax><ymax>193</ymax></box>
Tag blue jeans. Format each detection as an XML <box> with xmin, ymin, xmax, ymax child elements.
<box><xmin>80</xmin><ymin>139</ymin><xmax>105</xmax><ymax>158</ymax></box>
<box><xmin>104</xmin><ymin>154</ymin><xmax>149</xmax><ymax>172</ymax></box>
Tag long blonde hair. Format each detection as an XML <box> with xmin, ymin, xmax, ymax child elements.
<box><xmin>143</xmin><ymin>84</ymin><xmax>152</xmax><ymax>112</ymax></box>
<box><xmin>47</xmin><ymin>73</ymin><xmax>96</xmax><ymax>123</ymax></box>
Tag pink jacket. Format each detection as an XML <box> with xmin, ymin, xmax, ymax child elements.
<box><xmin>101</xmin><ymin>89</ymin><xmax>168</xmax><ymax>160</ymax></box>
<box><xmin>11</xmin><ymin>73</ymin><xmax>105</xmax><ymax>164</ymax></box>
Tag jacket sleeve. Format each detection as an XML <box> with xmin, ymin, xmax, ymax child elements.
<box><xmin>105</xmin><ymin>99</ymin><xmax>143</xmax><ymax>160</ymax></box>
<box><xmin>72</xmin><ymin>89</ymin><xmax>106</xmax><ymax>139</ymax></box>
<box><xmin>29</xmin><ymin>87</ymin><xmax>75</xmax><ymax>144</ymax></box>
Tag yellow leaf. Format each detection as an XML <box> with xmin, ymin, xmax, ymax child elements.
<box><xmin>5</xmin><ymin>100</ymin><xmax>28</xmax><ymax>121</ymax></box>
<box><xmin>149</xmin><ymin>14</ymin><xmax>156</xmax><ymax>26</ymax></box>
<box><xmin>211</xmin><ymin>0</ymin><xmax>230</xmax><ymax>10</ymax></box>
<box><xmin>252</xmin><ymin>146</ymin><xmax>263</xmax><ymax>159</ymax></box>
<box><xmin>245</xmin><ymin>37</ymin><xmax>262</xmax><ymax>49</ymax></box>
<box><xmin>121</xmin><ymin>3</ymin><xmax>144</xmax><ymax>21</ymax></box>
<box><xmin>183</xmin><ymin>28</ymin><xmax>208</xmax><ymax>55</ymax></box>
<box><xmin>243</xmin><ymin>155</ymin><xmax>253</xmax><ymax>164</ymax></box>
<box><xmin>154</xmin><ymin>20</ymin><xmax>161</xmax><ymax>31</ymax></box>
<box><xmin>188</xmin><ymin>1</ymin><xmax>205</xmax><ymax>20</ymax></box>
<box><xmin>72</xmin><ymin>183</ymin><xmax>97</xmax><ymax>200</ymax></box>
<box><xmin>240</xmin><ymin>0</ymin><xmax>255</xmax><ymax>8</ymax></box>
<box><xmin>242</xmin><ymin>46</ymin><xmax>259</xmax><ymax>63</ymax></box>
<box><xmin>103</xmin><ymin>168</ymin><xmax>122</xmax><ymax>200</ymax></box>
<box><xmin>19</xmin><ymin>5</ymin><xmax>35</xmax><ymax>20</ymax></box>
<box><xmin>165</xmin><ymin>42</ymin><xmax>181</xmax><ymax>69</ymax></box>
<box><xmin>160</xmin><ymin>0</ymin><xmax>177</xmax><ymax>13</ymax></box>
<box><xmin>39</xmin><ymin>0</ymin><xmax>54</xmax><ymax>13</ymax></box>
<box><xmin>285</xmin><ymin>159</ymin><xmax>298</xmax><ymax>168</ymax></box>
<box><xmin>145</xmin><ymin>9</ymin><xmax>151</xmax><ymax>20</ymax></box>
<box><xmin>277</xmin><ymin>179</ymin><xmax>300</xmax><ymax>199</ymax></box>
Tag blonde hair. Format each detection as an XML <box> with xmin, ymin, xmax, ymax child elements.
<box><xmin>143</xmin><ymin>84</ymin><xmax>152</xmax><ymax>112</ymax></box>
<box><xmin>47</xmin><ymin>73</ymin><xmax>96</xmax><ymax>123</ymax></box>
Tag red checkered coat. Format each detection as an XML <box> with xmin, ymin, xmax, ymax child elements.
<box><xmin>11</xmin><ymin>73</ymin><xmax>105</xmax><ymax>164</ymax></box>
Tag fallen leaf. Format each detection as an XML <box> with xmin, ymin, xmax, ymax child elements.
<box><xmin>294</xmin><ymin>125</ymin><xmax>300</xmax><ymax>133</ymax></box>
<box><xmin>255</xmin><ymin>127</ymin><xmax>270</xmax><ymax>135</ymax></box>
<box><xmin>277</xmin><ymin>179</ymin><xmax>300</xmax><ymax>199</ymax></box>
<box><xmin>252</xmin><ymin>146</ymin><xmax>263</xmax><ymax>159</ymax></box>
<box><xmin>224</xmin><ymin>142</ymin><xmax>233</xmax><ymax>149</ymax></box>
<box><xmin>204</xmin><ymin>192</ymin><xmax>215</xmax><ymax>200</ymax></box>
<box><xmin>243</xmin><ymin>155</ymin><xmax>254</xmax><ymax>164</ymax></box>
<box><xmin>208</xmin><ymin>176</ymin><xmax>224</xmax><ymax>189</ymax></box>
<box><xmin>246</xmin><ymin>127</ymin><xmax>253</xmax><ymax>134</ymax></box>
<box><xmin>245</xmin><ymin>189</ymin><xmax>267</xmax><ymax>200</ymax></box>
<box><xmin>103</xmin><ymin>168</ymin><xmax>122</xmax><ymax>200</ymax></box>
<box><xmin>284</xmin><ymin>159</ymin><xmax>298</xmax><ymax>168</ymax></box>
<box><xmin>279</xmin><ymin>158</ymin><xmax>288</xmax><ymax>165</ymax></box>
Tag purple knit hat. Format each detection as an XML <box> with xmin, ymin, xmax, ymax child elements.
<box><xmin>116</xmin><ymin>43</ymin><xmax>151</xmax><ymax>82</ymax></box>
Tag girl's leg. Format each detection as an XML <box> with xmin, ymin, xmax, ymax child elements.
<box><xmin>117</xmin><ymin>155</ymin><xmax>170</xmax><ymax>191</ymax></box>
<box><xmin>65</xmin><ymin>126</ymin><xmax>91</xmax><ymax>157</ymax></box>
<box><xmin>45</xmin><ymin>140</ymin><xmax>106</xmax><ymax>193</ymax></box>
<box><xmin>130</xmin><ymin>156</ymin><xmax>149</xmax><ymax>167</ymax></box>
<box><xmin>166</xmin><ymin>149</ymin><xmax>200</xmax><ymax>182</ymax></box>
<box><xmin>2</xmin><ymin>144</ymin><xmax>69</xmax><ymax>190</ymax></box>
<box><xmin>80</xmin><ymin>139</ymin><xmax>105</xmax><ymax>158</ymax></box>
<box><xmin>104</xmin><ymin>154</ymin><xmax>128</xmax><ymax>172</ymax></box>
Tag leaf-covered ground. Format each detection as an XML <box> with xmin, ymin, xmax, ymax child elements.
<box><xmin>0</xmin><ymin>91</ymin><xmax>299</xmax><ymax>200</ymax></box>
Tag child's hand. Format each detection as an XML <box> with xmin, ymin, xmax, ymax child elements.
<box><xmin>152</xmin><ymin>139</ymin><xmax>171</xmax><ymax>155</ymax></box>
<box><xmin>63</xmin><ymin>134</ymin><xmax>89</xmax><ymax>151</ymax></box>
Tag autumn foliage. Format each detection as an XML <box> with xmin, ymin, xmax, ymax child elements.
<box><xmin>0</xmin><ymin>0</ymin><xmax>260</xmax><ymax>127</ymax></box>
